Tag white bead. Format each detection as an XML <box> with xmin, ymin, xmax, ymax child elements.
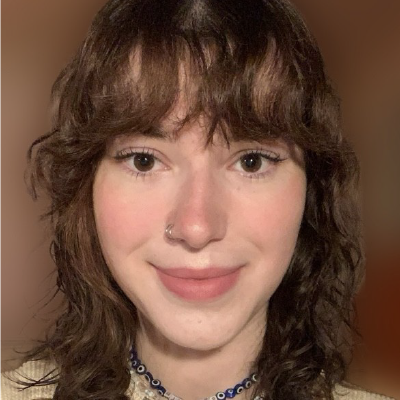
<box><xmin>137</xmin><ymin>365</ymin><xmax>146</xmax><ymax>373</ymax></box>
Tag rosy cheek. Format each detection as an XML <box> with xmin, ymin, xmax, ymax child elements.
<box><xmin>272</xmin><ymin>182</ymin><xmax>305</xmax><ymax>230</ymax></box>
<box><xmin>243</xmin><ymin>174</ymin><xmax>306</xmax><ymax>248</ymax></box>
<box><xmin>93</xmin><ymin>174</ymin><xmax>161</xmax><ymax>254</ymax></box>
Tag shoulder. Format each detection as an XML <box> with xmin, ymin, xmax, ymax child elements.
<box><xmin>333</xmin><ymin>382</ymin><xmax>395</xmax><ymax>400</ymax></box>
<box><xmin>1</xmin><ymin>360</ymin><xmax>57</xmax><ymax>400</ymax></box>
<box><xmin>1</xmin><ymin>360</ymin><xmax>139</xmax><ymax>400</ymax></box>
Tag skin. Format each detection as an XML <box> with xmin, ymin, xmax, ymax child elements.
<box><xmin>93</xmin><ymin>109</ymin><xmax>307</xmax><ymax>400</ymax></box>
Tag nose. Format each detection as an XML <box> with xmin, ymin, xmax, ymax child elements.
<box><xmin>167</xmin><ymin>169</ymin><xmax>227</xmax><ymax>250</ymax></box>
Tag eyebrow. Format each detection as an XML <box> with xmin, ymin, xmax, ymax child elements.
<box><xmin>141</xmin><ymin>125</ymin><xmax>290</xmax><ymax>150</ymax></box>
<box><xmin>145</xmin><ymin>127</ymin><xmax>281</xmax><ymax>148</ymax></box>
<box><xmin>148</xmin><ymin>126</ymin><xmax>179</xmax><ymax>141</ymax></box>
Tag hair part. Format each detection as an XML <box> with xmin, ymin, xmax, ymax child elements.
<box><xmin>24</xmin><ymin>0</ymin><xmax>363</xmax><ymax>399</ymax></box>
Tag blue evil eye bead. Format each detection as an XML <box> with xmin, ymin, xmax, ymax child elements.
<box><xmin>225</xmin><ymin>388</ymin><xmax>235</xmax><ymax>398</ymax></box>
<box><xmin>242</xmin><ymin>378</ymin><xmax>252</xmax><ymax>389</ymax></box>
<box><xmin>150</xmin><ymin>379</ymin><xmax>161</xmax><ymax>388</ymax></box>
<box><xmin>136</xmin><ymin>364</ymin><xmax>146</xmax><ymax>375</ymax></box>
<box><xmin>234</xmin><ymin>384</ymin><xmax>244</xmax><ymax>394</ymax></box>
<box><xmin>131</xmin><ymin>359</ymin><xmax>139</xmax><ymax>368</ymax></box>
<box><xmin>251</xmin><ymin>373</ymin><xmax>258</xmax><ymax>383</ymax></box>
<box><xmin>144</xmin><ymin>372</ymin><xmax>153</xmax><ymax>383</ymax></box>
<box><xmin>216</xmin><ymin>392</ymin><xmax>226</xmax><ymax>400</ymax></box>
<box><xmin>157</xmin><ymin>385</ymin><xmax>166</xmax><ymax>396</ymax></box>
<box><xmin>130</xmin><ymin>349</ymin><xmax>137</xmax><ymax>357</ymax></box>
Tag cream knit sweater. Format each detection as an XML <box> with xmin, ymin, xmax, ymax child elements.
<box><xmin>1</xmin><ymin>360</ymin><xmax>394</xmax><ymax>400</ymax></box>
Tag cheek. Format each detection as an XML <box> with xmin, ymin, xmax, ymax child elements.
<box><xmin>93</xmin><ymin>171</ymin><xmax>163</xmax><ymax>257</ymax></box>
<box><xmin>242</xmin><ymin>172</ymin><xmax>306</xmax><ymax>255</ymax></box>
<box><xmin>238</xmin><ymin>173</ymin><xmax>306</xmax><ymax>303</ymax></box>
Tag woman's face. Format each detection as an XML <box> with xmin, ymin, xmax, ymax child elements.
<box><xmin>93</xmin><ymin>112</ymin><xmax>306</xmax><ymax>351</ymax></box>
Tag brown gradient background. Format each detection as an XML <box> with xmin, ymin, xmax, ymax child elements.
<box><xmin>2</xmin><ymin>1</ymin><xmax>400</xmax><ymax>398</ymax></box>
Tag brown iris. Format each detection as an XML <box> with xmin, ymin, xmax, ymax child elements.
<box><xmin>133</xmin><ymin>154</ymin><xmax>155</xmax><ymax>172</ymax></box>
<box><xmin>240</xmin><ymin>154</ymin><xmax>263</xmax><ymax>173</ymax></box>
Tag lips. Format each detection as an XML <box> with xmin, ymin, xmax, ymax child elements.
<box><xmin>157</xmin><ymin>267</ymin><xmax>240</xmax><ymax>279</ymax></box>
<box><xmin>154</xmin><ymin>266</ymin><xmax>241</xmax><ymax>301</ymax></box>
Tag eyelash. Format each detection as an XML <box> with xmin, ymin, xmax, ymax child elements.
<box><xmin>114</xmin><ymin>147</ymin><xmax>163</xmax><ymax>179</ymax></box>
<box><xmin>236</xmin><ymin>148</ymin><xmax>284</xmax><ymax>179</ymax></box>
<box><xmin>113</xmin><ymin>147</ymin><xmax>285</xmax><ymax>179</ymax></box>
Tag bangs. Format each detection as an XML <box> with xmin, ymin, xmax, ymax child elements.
<box><xmin>54</xmin><ymin>0</ymin><xmax>336</xmax><ymax>153</ymax></box>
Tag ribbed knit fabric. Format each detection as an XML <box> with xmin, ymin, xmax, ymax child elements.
<box><xmin>1</xmin><ymin>360</ymin><xmax>394</xmax><ymax>400</ymax></box>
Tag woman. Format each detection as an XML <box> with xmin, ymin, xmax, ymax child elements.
<box><xmin>2</xmin><ymin>0</ymin><xmax>391</xmax><ymax>399</ymax></box>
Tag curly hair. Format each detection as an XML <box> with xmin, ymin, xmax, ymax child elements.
<box><xmin>24</xmin><ymin>0</ymin><xmax>363</xmax><ymax>398</ymax></box>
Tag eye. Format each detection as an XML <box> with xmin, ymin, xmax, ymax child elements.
<box><xmin>233</xmin><ymin>150</ymin><xmax>284</xmax><ymax>177</ymax></box>
<box><xmin>113</xmin><ymin>147</ymin><xmax>167</xmax><ymax>176</ymax></box>
<box><xmin>132</xmin><ymin>153</ymin><xmax>155</xmax><ymax>172</ymax></box>
<box><xmin>240</xmin><ymin>153</ymin><xmax>263</xmax><ymax>173</ymax></box>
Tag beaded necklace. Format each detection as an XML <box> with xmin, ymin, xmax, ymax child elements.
<box><xmin>129</xmin><ymin>348</ymin><xmax>264</xmax><ymax>400</ymax></box>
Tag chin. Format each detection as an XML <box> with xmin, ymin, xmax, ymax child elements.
<box><xmin>138</xmin><ymin>306</ymin><xmax>244</xmax><ymax>353</ymax></box>
<box><xmin>159</xmin><ymin>324</ymin><xmax>236</xmax><ymax>353</ymax></box>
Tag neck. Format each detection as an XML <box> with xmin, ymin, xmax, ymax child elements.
<box><xmin>135</xmin><ymin>310</ymin><xmax>266</xmax><ymax>400</ymax></box>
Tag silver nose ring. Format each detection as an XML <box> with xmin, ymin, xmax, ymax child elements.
<box><xmin>165</xmin><ymin>224</ymin><xmax>175</xmax><ymax>240</ymax></box>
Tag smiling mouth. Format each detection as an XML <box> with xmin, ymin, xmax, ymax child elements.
<box><xmin>153</xmin><ymin>265</ymin><xmax>242</xmax><ymax>301</ymax></box>
<box><xmin>155</xmin><ymin>266</ymin><xmax>241</xmax><ymax>279</ymax></box>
